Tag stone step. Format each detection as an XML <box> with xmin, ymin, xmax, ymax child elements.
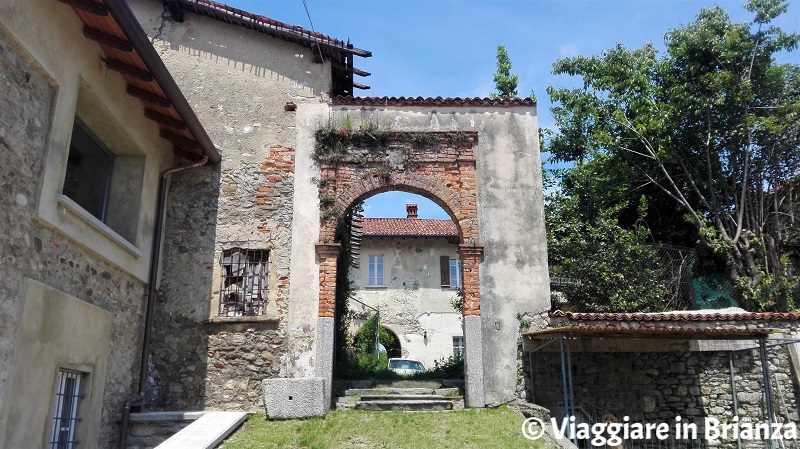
<box><xmin>354</xmin><ymin>399</ymin><xmax>454</xmax><ymax>412</ymax></box>
<box><xmin>360</xmin><ymin>394</ymin><xmax>454</xmax><ymax>402</ymax></box>
<box><xmin>343</xmin><ymin>387</ymin><xmax>435</xmax><ymax>396</ymax></box>
<box><xmin>374</xmin><ymin>379</ymin><xmax>443</xmax><ymax>389</ymax></box>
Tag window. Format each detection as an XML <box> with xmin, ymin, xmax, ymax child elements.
<box><xmin>453</xmin><ymin>336</ymin><xmax>465</xmax><ymax>359</ymax></box>
<box><xmin>440</xmin><ymin>256</ymin><xmax>462</xmax><ymax>288</ymax></box>
<box><xmin>62</xmin><ymin>118</ymin><xmax>114</xmax><ymax>222</ymax></box>
<box><xmin>49</xmin><ymin>370</ymin><xmax>83</xmax><ymax>449</ymax></box>
<box><xmin>368</xmin><ymin>255</ymin><xmax>384</xmax><ymax>287</ymax></box>
<box><xmin>220</xmin><ymin>248</ymin><xmax>269</xmax><ymax>316</ymax></box>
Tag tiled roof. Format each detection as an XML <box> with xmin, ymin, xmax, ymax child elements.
<box><xmin>331</xmin><ymin>96</ymin><xmax>537</xmax><ymax>107</ymax></box>
<box><xmin>361</xmin><ymin>218</ymin><xmax>458</xmax><ymax>238</ymax></box>
<box><xmin>550</xmin><ymin>310</ymin><xmax>800</xmax><ymax>321</ymax></box>
<box><xmin>523</xmin><ymin>325</ymin><xmax>773</xmax><ymax>340</ymax></box>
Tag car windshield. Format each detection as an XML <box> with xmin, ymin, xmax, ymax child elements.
<box><xmin>389</xmin><ymin>360</ymin><xmax>425</xmax><ymax>371</ymax></box>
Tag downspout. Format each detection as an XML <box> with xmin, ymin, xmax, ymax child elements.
<box><xmin>118</xmin><ymin>155</ymin><xmax>209</xmax><ymax>449</ymax></box>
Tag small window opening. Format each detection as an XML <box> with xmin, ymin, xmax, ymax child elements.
<box><xmin>49</xmin><ymin>370</ymin><xmax>84</xmax><ymax>449</ymax></box>
<box><xmin>220</xmin><ymin>248</ymin><xmax>269</xmax><ymax>316</ymax></box>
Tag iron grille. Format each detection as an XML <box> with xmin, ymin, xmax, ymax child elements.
<box><xmin>49</xmin><ymin>370</ymin><xmax>82</xmax><ymax>449</ymax></box>
<box><xmin>220</xmin><ymin>248</ymin><xmax>269</xmax><ymax>316</ymax></box>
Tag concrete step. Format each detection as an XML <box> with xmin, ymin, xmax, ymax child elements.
<box><xmin>354</xmin><ymin>400</ymin><xmax>454</xmax><ymax>411</ymax></box>
<box><xmin>343</xmin><ymin>387</ymin><xmax>435</xmax><ymax>396</ymax></box>
<box><xmin>360</xmin><ymin>394</ymin><xmax>454</xmax><ymax>401</ymax></box>
<box><xmin>154</xmin><ymin>411</ymin><xmax>249</xmax><ymax>449</ymax></box>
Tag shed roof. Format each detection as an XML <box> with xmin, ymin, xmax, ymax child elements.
<box><xmin>550</xmin><ymin>310</ymin><xmax>800</xmax><ymax>322</ymax></box>
<box><xmin>58</xmin><ymin>0</ymin><xmax>219</xmax><ymax>163</ymax></box>
<box><xmin>523</xmin><ymin>325</ymin><xmax>773</xmax><ymax>341</ymax></box>
<box><xmin>361</xmin><ymin>218</ymin><xmax>459</xmax><ymax>238</ymax></box>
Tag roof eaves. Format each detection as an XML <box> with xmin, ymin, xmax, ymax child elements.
<box><xmin>172</xmin><ymin>0</ymin><xmax>371</xmax><ymax>58</ymax></box>
<box><xmin>63</xmin><ymin>0</ymin><xmax>221</xmax><ymax>164</ymax></box>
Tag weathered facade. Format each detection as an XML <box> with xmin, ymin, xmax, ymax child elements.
<box><xmin>128</xmin><ymin>0</ymin><xmax>550</xmax><ymax>412</ymax></box>
<box><xmin>349</xmin><ymin>213</ymin><xmax>464</xmax><ymax>368</ymax></box>
<box><xmin>0</xmin><ymin>0</ymin><xmax>218</xmax><ymax>446</ymax></box>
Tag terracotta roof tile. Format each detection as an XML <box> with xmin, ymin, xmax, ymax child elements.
<box><xmin>550</xmin><ymin>310</ymin><xmax>800</xmax><ymax>321</ymax></box>
<box><xmin>361</xmin><ymin>218</ymin><xmax>458</xmax><ymax>238</ymax></box>
<box><xmin>331</xmin><ymin>96</ymin><xmax>537</xmax><ymax>108</ymax></box>
<box><xmin>524</xmin><ymin>325</ymin><xmax>774</xmax><ymax>340</ymax></box>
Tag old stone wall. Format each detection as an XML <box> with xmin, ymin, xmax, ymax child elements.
<box><xmin>128</xmin><ymin>0</ymin><xmax>328</xmax><ymax>410</ymax></box>
<box><xmin>523</xmin><ymin>321</ymin><xmax>800</xmax><ymax>449</ymax></box>
<box><xmin>0</xmin><ymin>23</ymin><xmax>147</xmax><ymax>449</ymax></box>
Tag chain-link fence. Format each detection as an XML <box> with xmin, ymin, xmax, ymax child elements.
<box><xmin>548</xmin><ymin>242</ymin><xmax>737</xmax><ymax>313</ymax></box>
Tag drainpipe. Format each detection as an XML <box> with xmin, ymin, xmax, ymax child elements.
<box><xmin>119</xmin><ymin>155</ymin><xmax>209</xmax><ymax>449</ymax></box>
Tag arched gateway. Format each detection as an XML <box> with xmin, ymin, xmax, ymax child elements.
<box><xmin>291</xmin><ymin>97</ymin><xmax>551</xmax><ymax>409</ymax></box>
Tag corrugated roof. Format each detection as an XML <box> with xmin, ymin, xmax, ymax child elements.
<box><xmin>331</xmin><ymin>96</ymin><xmax>537</xmax><ymax>107</ymax></box>
<box><xmin>361</xmin><ymin>218</ymin><xmax>459</xmax><ymax>238</ymax></box>
<box><xmin>58</xmin><ymin>0</ymin><xmax>219</xmax><ymax>163</ymax></box>
<box><xmin>523</xmin><ymin>325</ymin><xmax>774</xmax><ymax>340</ymax></box>
<box><xmin>550</xmin><ymin>310</ymin><xmax>800</xmax><ymax>321</ymax></box>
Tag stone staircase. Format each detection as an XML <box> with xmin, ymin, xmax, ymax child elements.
<box><xmin>333</xmin><ymin>380</ymin><xmax>464</xmax><ymax>411</ymax></box>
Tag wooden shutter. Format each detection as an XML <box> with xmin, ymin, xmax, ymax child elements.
<box><xmin>440</xmin><ymin>255</ymin><xmax>450</xmax><ymax>287</ymax></box>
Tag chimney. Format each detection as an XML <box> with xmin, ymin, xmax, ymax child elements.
<box><xmin>406</xmin><ymin>204</ymin><xmax>418</xmax><ymax>219</ymax></box>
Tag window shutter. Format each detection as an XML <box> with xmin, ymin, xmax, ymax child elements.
<box><xmin>440</xmin><ymin>255</ymin><xmax>450</xmax><ymax>287</ymax></box>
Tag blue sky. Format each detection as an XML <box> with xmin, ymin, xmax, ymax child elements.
<box><xmin>224</xmin><ymin>0</ymin><xmax>799</xmax><ymax>219</ymax></box>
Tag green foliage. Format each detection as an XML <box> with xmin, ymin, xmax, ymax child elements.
<box><xmin>354</xmin><ymin>314</ymin><xmax>395</xmax><ymax>354</ymax></box>
<box><xmin>492</xmin><ymin>45</ymin><xmax>519</xmax><ymax>99</ymax></box>
<box><xmin>547</xmin><ymin>187</ymin><xmax>675</xmax><ymax>312</ymax></box>
<box><xmin>449</xmin><ymin>287</ymin><xmax>465</xmax><ymax>314</ymax></box>
<box><xmin>546</xmin><ymin>0</ymin><xmax>800</xmax><ymax>310</ymax></box>
<box><xmin>426</xmin><ymin>355</ymin><xmax>464</xmax><ymax>379</ymax></box>
<box><xmin>737</xmin><ymin>255</ymin><xmax>799</xmax><ymax>311</ymax></box>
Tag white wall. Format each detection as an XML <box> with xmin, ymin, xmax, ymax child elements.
<box><xmin>350</xmin><ymin>236</ymin><xmax>464</xmax><ymax>368</ymax></box>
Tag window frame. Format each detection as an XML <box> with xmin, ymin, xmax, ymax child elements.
<box><xmin>367</xmin><ymin>255</ymin><xmax>385</xmax><ymax>287</ymax></box>
<box><xmin>61</xmin><ymin>117</ymin><xmax>115</xmax><ymax>224</ymax></box>
<box><xmin>449</xmin><ymin>258</ymin><xmax>462</xmax><ymax>288</ymax></box>
<box><xmin>452</xmin><ymin>336</ymin><xmax>465</xmax><ymax>359</ymax></box>
<box><xmin>219</xmin><ymin>248</ymin><xmax>271</xmax><ymax>317</ymax></box>
<box><xmin>48</xmin><ymin>369</ymin><xmax>85</xmax><ymax>449</ymax></box>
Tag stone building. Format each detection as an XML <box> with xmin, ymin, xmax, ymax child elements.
<box><xmin>0</xmin><ymin>0</ymin><xmax>220</xmax><ymax>447</ymax></box>
<box><xmin>349</xmin><ymin>204</ymin><xmax>464</xmax><ymax>368</ymax></box>
<box><xmin>1</xmin><ymin>0</ymin><xmax>550</xmax><ymax>445</ymax></box>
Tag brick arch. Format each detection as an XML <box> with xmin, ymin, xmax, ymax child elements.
<box><xmin>315</xmin><ymin>132</ymin><xmax>483</xmax><ymax>319</ymax></box>
<box><xmin>333</xmin><ymin>173</ymin><xmax>466</xmax><ymax>242</ymax></box>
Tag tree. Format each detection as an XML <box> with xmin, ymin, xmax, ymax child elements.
<box><xmin>546</xmin><ymin>0</ymin><xmax>800</xmax><ymax>311</ymax></box>
<box><xmin>493</xmin><ymin>45</ymin><xmax>519</xmax><ymax>99</ymax></box>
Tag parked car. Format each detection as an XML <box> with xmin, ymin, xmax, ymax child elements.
<box><xmin>388</xmin><ymin>358</ymin><xmax>426</xmax><ymax>376</ymax></box>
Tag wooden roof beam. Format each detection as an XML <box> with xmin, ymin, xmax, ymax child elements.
<box><xmin>105</xmin><ymin>58</ymin><xmax>152</xmax><ymax>81</ymax></box>
<box><xmin>83</xmin><ymin>26</ymin><xmax>133</xmax><ymax>52</ymax></box>
<box><xmin>126</xmin><ymin>85</ymin><xmax>170</xmax><ymax>108</ymax></box>
<box><xmin>57</xmin><ymin>0</ymin><xmax>107</xmax><ymax>16</ymax></box>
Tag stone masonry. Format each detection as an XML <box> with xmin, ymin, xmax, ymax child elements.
<box><xmin>0</xmin><ymin>29</ymin><xmax>147</xmax><ymax>448</ymax></box>
<box><xmin>524</xmin><ymin>320</ymin><xmax>800</xmax><ymax>449</ymax></box>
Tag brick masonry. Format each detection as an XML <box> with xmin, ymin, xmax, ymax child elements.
<box><xmin>0</xmin><ymin>30</ymin><xmax>146</xmax><ymax>448</ymax></box>
<box><xmin>316</xmin><ymin>132</ymin><xmax>483</xmax><ymax>317</ymax></box>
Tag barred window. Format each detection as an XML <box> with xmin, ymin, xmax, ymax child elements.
<box><xmin>49</xmin><ymin>370</ymin><xmax>83</xmax><ymax>449</ymax></box>
<box><xmin>219</xmin><ymin>248</ymin><xmax>269</xmax><ymax>316</ymax></box>
<box><xmin>452</xmin><ymin>336</ymin><xmax>465</xmax><ymax>359</ymax></box>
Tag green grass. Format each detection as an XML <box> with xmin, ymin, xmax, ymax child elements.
<box><xmin>219</xmin><ymin>407</ymin><xmax>547</xmax><ymax>449</ymax></box>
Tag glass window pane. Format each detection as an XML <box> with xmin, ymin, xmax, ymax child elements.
<box><xmin>62</xmin><ymin>119</ymin><xmax>114</xmax><ymax>221</ymax></box>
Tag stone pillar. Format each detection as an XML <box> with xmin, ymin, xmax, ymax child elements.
<box><xmin>314</xmin><ymin>243</ymin><xmax>340</xmax><ymax>409</ymax></box>
<box><xmin>459</xmin><ymin>245</ymin><xmax>485</xmax><ymax>407</ymax></box>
